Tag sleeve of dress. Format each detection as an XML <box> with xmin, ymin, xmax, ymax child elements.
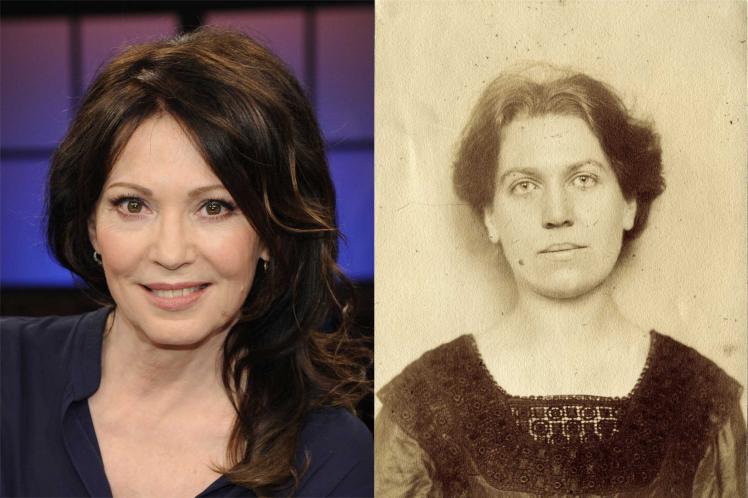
<box><xmin>375</xmin><ymin>407</ymin><xmax>442</xmax><ymax>498</ymax></box>
<box><xmin>691</xmin><ymin>396</ymin><xmax>747</xmax><ymax>497</ymax></box>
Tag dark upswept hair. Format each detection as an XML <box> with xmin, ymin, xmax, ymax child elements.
<box><xmin>453</xmin><ymin>64</ymin><xmax>665</xmax><ymax>243</ymax></box>
<box><xmin>46</xmin><ymin>28</ymin><xmax>370</xmax><ymax>494</ymax></box>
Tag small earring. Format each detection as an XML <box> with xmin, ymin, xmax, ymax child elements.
<box><xmin>262</xmin><ymin>259</ymin><xmax>269</xmax><ymax>272</ymax></box>
<box><xmin>93</xmin><ymin>251</ymin><xmax>103</xmax><ymax>266</ymax></box>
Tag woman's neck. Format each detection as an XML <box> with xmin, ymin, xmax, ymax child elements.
<box><xmin>97</xmin><ymin>311</ymin><xmax>231</xmax><ymax>413</ymax></box>
<box><xmin>476</xmin><ymin>280</ymin><xmax>650</xmax><ymax>397</ymax></box>
<box><xmin>507</xmin><ymin>280</ymin><xmax>638</xmax><ymax>350</ymax></box>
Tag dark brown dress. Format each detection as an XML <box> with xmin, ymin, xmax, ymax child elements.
<box><xmin>376</xmin><ymin>332</ymin><xmax>746</xmax><ymax>497</ymax></box>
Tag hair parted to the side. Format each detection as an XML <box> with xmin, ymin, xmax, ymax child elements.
<box><xmin>453</xmin><ymin>63</ymin><xmax>665</xmax><ymax>244</ymax></box>
<box><xmin>46</xmin><ymin>27</ymin><xmax>370</xmax><ymax>495</ymax></box>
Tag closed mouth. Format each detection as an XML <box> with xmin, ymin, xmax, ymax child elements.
<box><xmin>540</xmin><ymin>244</ymin><xmax>585</xmax><ymax>254</ymax></box>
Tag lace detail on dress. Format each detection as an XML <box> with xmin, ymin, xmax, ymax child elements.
<box><xmin>509</xmin><ymin>401</ymin><xmax>624</xmax><ymax>444</ymax></box>
<box><xmin>377</xmin><ymin>331</ymin><xmax>743</xmax><ymax>497</ymax></box>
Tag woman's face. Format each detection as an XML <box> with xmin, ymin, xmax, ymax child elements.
<box><xmin>89</xmin><ymin>113</ymin><xmax>268</xmax><ymax>347</ymax></box>
<box><xmin>483</xmin><ymin>114</ymin><xmax>636</xmax><ymax>300</ymax></box>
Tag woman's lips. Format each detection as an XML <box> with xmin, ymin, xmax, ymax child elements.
<box><xmin>538</xmin><ymin>245</ymin><xmax>586</xmax><ymax>260</ymax></box>
<box><xmin>540</xmin><ymin>243</ymin><xmax>585</xmax><ymax>253</ymax></box>
<box><xmin>141</xmin><ymin>283</ymin><xmax>210</xmax><ymax>311</ymax></box>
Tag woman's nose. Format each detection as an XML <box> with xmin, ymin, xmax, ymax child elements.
<box><xmin>150</xmin><ymin>214</ymin><xmax>196</xmax><ymax>270</ymax></box>
<box><xmin>541</xmin><ymin>186</ymin><xmax>574</xmax><ymax>229</ymax></box>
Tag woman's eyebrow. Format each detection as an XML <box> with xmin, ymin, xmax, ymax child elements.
<box><xmin>498</xmin><ymin>160</ymin><xmax>606</xmax><ymax>184</ymax></box>
<box><xmin>187</xmin><ymin>184</ymin><xmax>229</xmax><ymax>198</ymax></box>
<box><xmin>105</xmin><ymin>182</ymin><xmax>152</xmax><ymax>195</ymax></box>
<box><xmin>498</xmin><ymin>167</ymin><xmax>541</xmax><ymax>184</ymax></box>
<box><xmin>567</xmin><ymin>159</ymin><xmax>605</xmax><ymax>174</ymax></box>
<box><xmin>104</xmin><ymin>182</ymin><xmax>227</xmax><ymax>197</ymax></box>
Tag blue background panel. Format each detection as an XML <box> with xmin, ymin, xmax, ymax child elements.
<box><xmin>0</xmin><ymin>5</ymin><xmax>373</xmax><ymax>288</ymax></box>
<box><xmin>0</xmin><ymin>158</ymin><xmax>75</xmax><ymax>287</ymax></box>
<box><xmin>81</xmin><ymin>15</ymin><xmax>178</xmax><ymax>88</ymax></box>
<box><xmin>204</xmin><ymin>10</ymin><xmax>307</xmax><ymax>87</ymax></box>
<box><xmin>0</xmin><ymin>19</ymin><xmax>72</xmax><ymax>148</ymax></box>
<box><xmin>329</xmin><ymin>150</ymin><xmax>374</xmax><ymax>282</ymax></box>
<box><xmin>316</xmin><ymin>7</ymin><xmax>375</xmax><ymax>142</ymax></box>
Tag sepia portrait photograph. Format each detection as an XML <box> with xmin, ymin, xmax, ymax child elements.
<box><xmin>375</xmin><ymin>0</ymin><xmax>746</xmax><ymax>496</ymax></box>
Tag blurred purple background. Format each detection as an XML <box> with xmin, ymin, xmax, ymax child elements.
<box><xmin>0</xmin><ymin>2</ymin><xmax>373</xmax><ymax>290</ymax></box>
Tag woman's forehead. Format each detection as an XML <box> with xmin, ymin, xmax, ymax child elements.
<box><xmin>105</xmin><ymin>114</ymin><xmax>224</xmax><ymax>190</ymax></box>
<box><xmin>497</xmin><ymin>114</ymin><xmax>608</xmax><ymax>174</ymax></box>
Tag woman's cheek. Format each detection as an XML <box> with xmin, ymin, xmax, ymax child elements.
<box><xmin>96</xmin><ymin>227</ymin><xmax>148</xmax><ymax>274</ymax></box>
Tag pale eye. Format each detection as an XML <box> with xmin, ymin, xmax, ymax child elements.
<box><xmin>573</xmin><ymin>174</ymin><xmax>597</xmax><ymax>188</ymax></box>
<box><xmin>511</xmin><ymin>181</ymin><xmax>538</xmax><ymax>195</ymax></box>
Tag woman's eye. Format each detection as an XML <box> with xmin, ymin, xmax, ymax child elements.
<box><xmin>511</xmin><ymin>181</ymin><xmax>538</xmax><ymax>194</ymax></box>
<box><xmin>126</xmin><ymin>199</ymin><xmax>143</xmax><ymax>213</ymax></box>
<box><xmin>573</xmin><ymin>174</ymin><xmax>597</xmax><ymax>188</ymax></box>
<box><xmin>111</xmin><ymin>196</ymin><xmax>146</xmax><ymax>215</ymax></box>
<box><xmin>201</xmin><ymin>200</ymin><xmax>236</xmax><ymax>217</ymax></box>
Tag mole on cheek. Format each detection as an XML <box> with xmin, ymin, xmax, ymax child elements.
<box><xmin>518</xmin><ymin>259</ymin><xmax>525</xmax><ymax>266</ymax></box>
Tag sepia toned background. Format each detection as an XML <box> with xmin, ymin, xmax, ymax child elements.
<box><xmin>375</xmin><ymin>0</ymin><xmax>747</xmax><ymax>414</ymax></box>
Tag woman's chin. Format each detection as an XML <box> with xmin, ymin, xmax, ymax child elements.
<box><xmin>136</xmin><ymin>321</ymin><xmax>227</xmax><ymax>350</ymax></box>
<box><xmin>523</xmin><ymin>273</ymin><xmax>607</xmax><ymax>301</ymax></box>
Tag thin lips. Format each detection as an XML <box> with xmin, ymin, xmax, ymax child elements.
<box><xmin>144</xmin><ymin>282</ymin><xmax>210</xmax><ymax>291</ymax></box>
<box><xmin>540</xmin><ymin>243</ymin><xmax>585</xmax><ymax>253</ymax></box>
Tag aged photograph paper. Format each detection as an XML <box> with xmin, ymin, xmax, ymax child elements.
<box><xmin>376</xmin><ymin>0</ymin><xmax>746</xmax><ymax>402</ymax></box>
<box><xmin>375</xmin><ymin>1</ymin><xmax>746</xmax><ymax>494</ymax></box>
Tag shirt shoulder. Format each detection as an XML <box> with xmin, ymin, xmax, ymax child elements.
<box><xmin>2</xmin><ymin>313</ymin><xmax>87</xmax><ymax>372</ymax></box>
<box><xmin>1</xmin><ymin>308</ymin><xmax>110</xmax><ymax>400</ymax></box>
<box><xmin>295</xmin><ymin>408</ymin><xmax>373</xmax><ymax>497</ymax></box>
<box><xmin>651</xmin><ymin>331</ymin><xmax>743</xmax><ymax>423</ymax></box>
<box><xmin>377</xmin><ymin>335</ymin><xmax>472</xmax><ymax>409</ymax></box>
<box><xmin>0</xmin><ymin>308</ymin><xmax>109</xmax><ymax>351</ymax></box>
<box><xmin>1</xmin><ymin>309</ymin><xmax>110</xmax><ymax>498</ymax></box>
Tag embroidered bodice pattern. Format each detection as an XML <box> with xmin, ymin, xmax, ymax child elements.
<box><xmin>378</xmin><ymin>332</ymin><xmax>741</xmax><ymax>496</ymax></box>
<box><xmin>509</xmin><ymin>400</ymin><xmax>624</xmax><ymax>445</ymax></box>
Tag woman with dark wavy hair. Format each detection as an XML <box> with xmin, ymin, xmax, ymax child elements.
<box><xmin>376</xmin><ymin>65</ymin><xmax>745</xmax><ymax>497</ymax></box>
<box><xmin>1</xmin><ymin>28</ymin><xmax>372</xmax><ymax>497</ymax></box>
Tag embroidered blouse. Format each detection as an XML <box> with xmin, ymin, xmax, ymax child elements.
<box><xmin>376</xmin><ymin>332</ymin><xmax>745</xmax><ymax>497</ymax></box>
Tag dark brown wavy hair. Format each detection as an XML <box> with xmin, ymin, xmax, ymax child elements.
<box><xmin>453</xmin><ymin>64</ymin><xmax>665</xmax><ymax>244</ymax></box>
<box><xmin>46</xmin><ymin>27</ymin><xmax>370</xmax><ymax>494</ymax></box>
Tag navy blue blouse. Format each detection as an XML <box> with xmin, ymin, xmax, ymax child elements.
<box><xmin>1</xmin><ymin>308</ymin><xmax>373</xmax><ymax>497</ymax></box>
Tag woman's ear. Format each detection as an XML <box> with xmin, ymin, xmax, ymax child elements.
<box><xmin>623</xmin><ymin>197</ymin><xmax>637</xmax><ymax>231</ymax></box>
<box><xmin>88</xmin><ymin>215</ymin><xmax>99</xmax><ymax>252</ymax></box>
<box><xmin>259</xmin><ymin>245</ymin><xmax>270</xmax><ymax>263</ymax></box>
<box><xmin>483</xmin><ymin>207</ymin><xmax>500</xmax><ymax>244</ymax></box>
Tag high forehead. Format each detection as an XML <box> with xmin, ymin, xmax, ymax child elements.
<box><xmin>498</xmin><ymin>114</ymin><xmax>608</xmax><ymax>172</ymax></box>
<box><xmin>106</xmin><ymin>113</ymin><xmax>219</xmax><ymax>185</ymax></box>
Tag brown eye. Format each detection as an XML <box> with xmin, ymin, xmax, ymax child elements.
<box><xmin>127</xmin><ymin>199</ymin><xmax>143</xmax><ymax>213</ymax></box>
<box><xmin>204</xmin><ymin>200</ymin><xmax>223</xmax><ymax>216</ymax></box>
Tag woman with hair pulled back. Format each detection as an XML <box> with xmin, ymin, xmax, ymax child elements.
<box><xmin>1</xmin><ymin>29</ymin><xmax>372</xmax><ymax>497</ymax></box>
<box><xmin>376</xmin><ymin>66</ymin><xmax>745</xmax><ymax>497</ymax></box>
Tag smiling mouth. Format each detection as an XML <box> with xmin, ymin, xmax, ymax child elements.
<box><xmin>147</xmin><ymin>286</ymin><xmax>206</xmax><ymax>298</ymax></box>
<box><xmin>141</xmin><ymin>282</ymin><xmax>210</xmax><ymax>311</ymax></box>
